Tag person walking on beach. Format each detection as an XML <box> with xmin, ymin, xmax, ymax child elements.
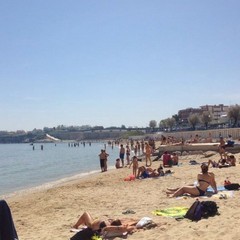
<box><xmin>145</xmin><ymin>142</ymin><xmax>152</xmax><ymax>167</ymax></box>
<box><xmin>119</xmin><ymin>144</ymin><xmax>125</xmax><ymax>167</ymax></box>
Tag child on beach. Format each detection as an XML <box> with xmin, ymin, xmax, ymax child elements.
<box><xmin>115</xmin><ymin>158</ymin><xmax>122</xmax><ymax>169</ymax></box>
<box><xmin>129</xmin><ymin>156</ymin><xmax>139</xmax><ymax>178</ymax></box>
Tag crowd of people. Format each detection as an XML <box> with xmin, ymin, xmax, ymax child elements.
<box><xmin>3</xmin><ymin>135</ymin><xmax>238</xmax><ymax>240</ymax></box>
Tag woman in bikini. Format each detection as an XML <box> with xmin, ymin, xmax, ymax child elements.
<box><xmin>166</xmin><ymin>163</ymin><xmax>217</xmax><ymax>197</ymax></box>
<box><xmin>72</xmin><ymin>211</ymin><xmax>136</xmax><ymax>235</ymax></box>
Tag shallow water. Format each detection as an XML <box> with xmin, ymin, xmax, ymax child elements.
<box><xmin>0</xmin><ymin>142</ymin><xmax>120</xmax><ymax>196</ymax></box>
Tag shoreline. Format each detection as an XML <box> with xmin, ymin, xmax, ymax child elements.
<box><xmin>1</xmin><ymin>165</ymin><xmax>117</xmax><ymax>200</ymax></box>
<box><xmin>0</xmin><ymin>141</ymin><xmax>120</xmax><ymax>197</ymax></box>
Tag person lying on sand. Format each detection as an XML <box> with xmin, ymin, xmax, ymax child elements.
<box><xmin>208</xmin><ymin>158</ymin><xmax>230</xmax><ymax>168</ymax></box>
<box><xmin>208</xmin><ymin>155</ymin><xmax>236</xmax><ymax>168</ymax></box>
<box><xmin>136</xmin><ymin>166</ymin><xmax>160</xmax><ymax>179</ymax></box>
<box><xmin>166</xmin><ymin>163</ymin><xmax>217</xmax><ymax>198</ymax></box>
<box><xmin>72</xmin><ymin>211</ymin><xmax>137</xmax><ymax>235</ymax></box>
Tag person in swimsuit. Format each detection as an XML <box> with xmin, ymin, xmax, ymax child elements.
<box><xmin>136</xmin><ymin>166</ymin><xmax>160</xmax><ymax>179</ymax></box>
<box><xmin>71</xmin><ymin>211</ymin><xmax>136</xmax><ymax>236</ymax></box>
<box><xmin>119</xmin><ymin>144</ymin><xmax>125</xmax><ymax>167</ymax></box>
<box><xmin>208</xmin><ymin>158</ymin><xmax>230</xmax><ymax>168</ymax></box>
<box><xmin>219</xmin><ymin>137</ymin><xmax>227</xmax><ymax>159</ymax></box>
<box><xmin>166</xmin><ymin>163</ymin><xmax>217</xmax><ymax>197</ymax></box>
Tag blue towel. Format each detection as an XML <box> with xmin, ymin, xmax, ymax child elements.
<box><xmin>207</xmin><ymin>186</ymin><xmax>226</xmax><ymax>192</ymax></box>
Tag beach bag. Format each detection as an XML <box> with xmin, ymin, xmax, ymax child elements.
<box><xmin>185</xmin><ymin>200</ymin><xmax>219</xmax><ymax>221</ymax></box>
<box><xmin>201</xmin><ymin>201</ymin><xmax>218</xmax><ymax>218</ymax></box>
<box><xmin>136</xmin><ymin>217</ymin><xmax>152</xmax><ymax>228</ymax></box>
<box><xmin>184</xmin><ymin>200</ymin><xmax>203</xmax><ymax>221</ymax></box>
<box><xmin>224</xmin><ymin>183</ymin><xmax>240</xmax><ymax>190</ymax></box>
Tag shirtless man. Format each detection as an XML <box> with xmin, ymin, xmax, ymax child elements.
<box><xmin>119</xmin><ymin>144</ymin><xmax>125</xmax><ymax>167</ymax></box>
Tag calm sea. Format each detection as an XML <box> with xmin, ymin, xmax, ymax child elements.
<box><xmin>0</xmin><ymin>142</ymin><xmax>120</xmax><ymax>196</ymax></box>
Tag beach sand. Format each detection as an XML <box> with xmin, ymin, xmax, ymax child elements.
<box><xmin>4</xmin><ymin>149</ymin><xmax>240</xmax><ymax>240</ymax></box>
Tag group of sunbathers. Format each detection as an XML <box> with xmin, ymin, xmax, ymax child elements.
<box><xmin>208</xmin><ymin>155</ymin><xmax>236</xmax><ymax>168</ymax></box>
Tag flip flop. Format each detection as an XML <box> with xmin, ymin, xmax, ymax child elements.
<box><xmin>122</xmin><ymin>209</ymin><xmax>136</xmax><ymax>214</ymax></box>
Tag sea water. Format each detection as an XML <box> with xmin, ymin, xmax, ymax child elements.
<box><xmin>0</xmin><ymin>142</ymin><xmax>120</xmax><ymax>196</ymax></box>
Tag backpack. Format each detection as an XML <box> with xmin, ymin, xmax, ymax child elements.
<box><xmin>70</xmin><ymin>228</ymin><xmax>101</xmax><ymax>240</ymax></box>
<box><xmin>185</xmin><ymin>200</ymin><xmax>219</xmax><ymax>221</ymax></box>
<box><xmin>185</xmin><ymin>200</ymin><xmax>203</xmax><ymax>221</ymax></box>
<box><xmin>224</xmin><ymin>183</ymin><xmax>240</xmax><ymax>190</ymax></box>
<box><xmin>201</xmin><ymin>201</ymin><xmax>219</xmax><ymax>218</ymax></box>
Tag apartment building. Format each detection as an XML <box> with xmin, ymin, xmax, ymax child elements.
<box><xmin>178</xmin><ymin>104</ymin><xmax>229</xmax><ymax>125</ymax></box>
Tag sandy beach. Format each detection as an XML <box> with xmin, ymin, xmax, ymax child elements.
<box><xmin>4</xmin><ymin>147</ymin><xmax>240</xmax><ymax>240</ymax></box>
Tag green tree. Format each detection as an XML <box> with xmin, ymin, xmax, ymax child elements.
<box><xmin>166</xmin><ymin>117</ymin><xmax>176</xmax><ymax>131</ymax></box>
<box><xmin>159</xmin><ymin>119</ymin><xmax>167</xmax><ymax>130</ymax></box>
<box><xmin>172</xmin><ymin>114</ymin><xmax>180</xmax><ymax>126</ymax></box>
<box><xmin>201</xmin><ymin>111</ymin><xmax>212</xmax><ymax>129</ymax></box>
<box><xmin>228</xmin><ymin>104</ymin><xmax>240</xmax><ymax>127</ymax></box>
<box><xmin>188</xmin><ymin>114</ymin><xmax>200</xmax><ymax>130</ymax></box>
<box><xmin>149</xmin><ymin>120</ymin><xmax>157</xmax><ymax>131</ymax></box>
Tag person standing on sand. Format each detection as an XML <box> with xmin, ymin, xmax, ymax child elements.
<box><xmin>126</xmin><ymin>145</ymin><xmax>131</xmax><ymax>165</ymax></box>
<box><xmin>129</xmin><ymin>156</ymin><xmax>139</xmax><ymax>178</ymax></box>
<box><xmin>119</xmin><ymin>144</ymin><xmax>125</xmax><ymax>167</ymax></box>
<box><xmin>141</xmin><ymin>140</ymin><xmax>145</xmax><ymax>154</ymax></box>
<box><xmin>103</xmin><ymin>150</ymin><xmax>109</xmax><ymax>171</ymax></box>
<box><xmin>145</xmin><ymin>142</ymin><xmax>152</xmax><ymax>166</ymax></box>
<box><xmin>99</xmin><ymin>149</ymin><xmax>108</xmax><ymax>172</ymax></box>
<box><xmin>219</xmin><ymin>137</ymin><xmax>227</xmax><ymax>159</ymax></box>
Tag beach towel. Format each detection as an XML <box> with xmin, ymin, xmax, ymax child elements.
<box><xmin>206</xmin><ymin>186</ymin><xmax>226</xmax><ymax>192</ymax></box>
<box><xmin>152</xmin><ymin>207</ymin><xmax>188</xmax><ymax>218</ymax></box>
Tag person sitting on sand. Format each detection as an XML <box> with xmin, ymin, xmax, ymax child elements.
<box><xmin>0</xmin><ymin>199</ymin><xmax>19</xmax><ymax>240</ymax></box>
<box><xmin>226</xmin><ymin>155</ymin><xmax>236</xmax><ymax>166</ymax></box>
<box><xmin>157</xmin><ymin>164</ymin><xmax>165</xmax><ymax>176</ymax></box>
<box><xmin>71</xmin><ymin>211</ymin><xmax>137</xmax><ymax>239</ymax></box>
<box><xmin>208</xmin><ymin>158</ymin><xmax>228</xmax><ymax>168</ymax></box>
<box><xmin>115</xmin><ymin>158</ymin><xmax>122</xmax><ymax>169</ymax></box>
<box><xmin>171</xmin><ymin>152</ymin><xmax>179</xmax><ymax>165</ymax></box>
<box><xmin>166</xmin><ymin>163</ymin><xmax>217</xmax><ymax>197</ymax></box>
<box><xmin>162</xmin><ymin>151</ymin><xmax>173</xmax><ymax>167</ymax></box>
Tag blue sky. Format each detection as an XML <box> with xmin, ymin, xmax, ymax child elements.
<box><xmin>0</xmin><ymin>1</ymin><xmax>240</xmax><ymax>131</ymax></box>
